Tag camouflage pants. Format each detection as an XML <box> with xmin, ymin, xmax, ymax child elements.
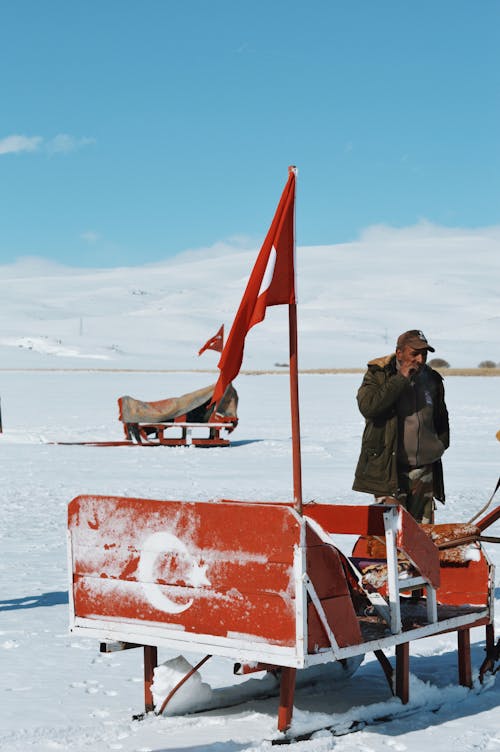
<box><xmin>396</xmin><ymin>465</ymin><xmax>435</xmax><ymax>523</ymax></box>
<box><xmin>375</xmin><ymin>464</ymin><xmax>435</xmax><ymax>523</ymax></box>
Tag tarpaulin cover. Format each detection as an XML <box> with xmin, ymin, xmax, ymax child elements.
<box><xmin>118</xmin><ymin>383</ymin><xmax>238</xmax><ymax>425</ymax></box>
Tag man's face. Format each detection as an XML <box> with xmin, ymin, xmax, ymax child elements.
<box><xmin>396</xmin><ymin>345</ymin><xmax>427</xmax><ymax>376</ymax></box>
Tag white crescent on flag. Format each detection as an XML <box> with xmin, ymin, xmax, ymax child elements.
<box><xmin>137</xmin><ymin>531</ymin><xmax>210</xmax><ymax>614</ymax></box>
<box><xmin>257</xmin><ymin>246</ymin><xmax>277</xmax><ymax>298</ymax></box>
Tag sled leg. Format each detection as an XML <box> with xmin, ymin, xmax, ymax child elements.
<box><xmin>374</xmin><ymin>649</ymin><xmax>395</xmax><ymax>695</ymax></box>
<box><xmin>479</xmin><ymin>623</ymin><xmax>500</xmax><ymax>682</ymax></box>
<box><xmin>144</xmin><ymin>645</ymin><xmax>158</xmax><ymax>713</ymax></box>
<box><xmin>485</xmin><ymin>622</ymin><xmax>495</xmax><ymax>654</ymax></box>
<box><xmin>130</xmin><ymin>423</ymin><xmax>142</xmax><ymax>444</ymax></box>
<box><xmin>277</xmin><ymin>667</ymin><xmax>296</xmax><ymax>732</ymax></box>
<box><xmin>458</xmin><ymin>629</ymin><xmax>472</xmax><ymax>688</ymax></box>
<box><xmin>395</xmin><ymin>643</ymin><xmax>409</xmax><ymax>704</ymax></box>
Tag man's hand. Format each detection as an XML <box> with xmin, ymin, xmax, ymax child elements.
<box><xmin>400</xmin><ymin>363</ymin><xmax>418</xmax><ymax>379</ymax></box>
<box><xmin>397</xmin><ymin>345</ymin><xmax>427</xmax><ymax>378</ymax></box>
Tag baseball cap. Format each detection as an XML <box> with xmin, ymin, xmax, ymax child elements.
<box><xmin>396</xmin><ymin>330</ymin><xmax>435</xmax><ymax>352</ymax></box>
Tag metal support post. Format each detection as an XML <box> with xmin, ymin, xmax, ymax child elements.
<box><xmin>458</xmin><ymin>629</ymin><xmax>472</xmax><ymax>688</ymax></box>
<box><xmin>395</xmin><ymin>642</ymin><xmax>409</xmax><ymax>704</ymax></box>
<box><xmin>278</xmin><ymin>667</ymin><xmax>297</xmax><ymax>732</ymax></box>
<box><xmin>144</xmin><ymin>645</ymin><xmax>158</xmax><ymax>713</ymax></box>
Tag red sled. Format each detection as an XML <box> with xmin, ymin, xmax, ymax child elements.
<box><xmin>68</xmin><ymin>495</ymin><xmax>498</xmax><ymax>732</ymax></box>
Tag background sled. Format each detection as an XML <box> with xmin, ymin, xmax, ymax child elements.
<box><xmin>118</xmin><ymin>382</ymin><xmax>238</xmax><ymax>447</ymax></box>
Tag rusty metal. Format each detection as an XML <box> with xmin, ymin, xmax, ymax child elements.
<box><xmin>289</xmin><ymin>301</ymin><xmax>302</xmax><ymax>515</ymax></box>
<box><xmin>234</xmin><ymin>662</ymin><xmax>278</xmax><ymax>675</ymax></box>
<box><xmin>395</xmin><ymin>643</ymin><xmax>409</xmax><ymax>704</ymax></box>
<box><xmin>156</xmin><ymin>654</ymin><xmax>211</xmax><ymax>716</ymax></box>
<box><xmin>55</xmin><ymin>440</ymin><xmax>137</xmax><ymax>446</ymax></box>
<box><xmin>457</xmin><ymin>629</ymin><xmax>472</xmax><ymax>687</ymax></box>
<box><xmin>143</xmin><ymin>645</ymin><xmax>158</xmax><ymax>713</ymax></box>
<box><xmin>373</xmin><ymin>649</ymin><xmax>395</xmax><ymax>694</ymax></box>
<box><xmin>476</xmin><ymin>502</ymin><xmax>500</xmax><ymax>533</ymax></box>
<box><xmin>278</xmin><ymin>667</ymin><xmax>297</xmax><ymax>732</ymax></box>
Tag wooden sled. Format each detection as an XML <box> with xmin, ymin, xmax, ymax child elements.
<box><xmin>67</xmin><ymin>496</ymin><xmax>499</xmax><ymax>733</ymax></box>
<box><xmin>117</xmin><ymin>383</ymin><xmax>238</xmax><ymax>447</ymax></box>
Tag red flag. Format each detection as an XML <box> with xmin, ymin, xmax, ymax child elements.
<box><xmin>212</xmin><ymin>167</ymin><xmax>296</xmax><ymax>404</ymax></box>
<box><xmin>198</xmin><ymin>324</ymin><xmax>224</xmax><ymax>356</ymax></box>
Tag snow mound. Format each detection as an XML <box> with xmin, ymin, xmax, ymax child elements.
<box><xmin>152</xmin><ymin>655</ymin><xmax>213</xmax><ymax>714</ymax></box>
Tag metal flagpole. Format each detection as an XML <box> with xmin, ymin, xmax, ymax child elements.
<box><xmin>287</xmin><ymin>166</ymin><xmax>303</xmax><ymax>514</ymax></box>
<box><xmin>289</xmin><ymin>301</ymin><xmax>303</xmax><ymax>513</ymax></box>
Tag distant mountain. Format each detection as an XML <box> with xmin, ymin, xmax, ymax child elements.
<box><xmin>0</xmin><ymin>223</ymin><xmax>498</xmax><ymax>369</ymax></box>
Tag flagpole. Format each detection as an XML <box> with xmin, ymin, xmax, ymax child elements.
<box><xmin>288</xmin><ymin>166</ymin><xmax>302</xmax><ymax>514</ymax></box>
<box><xmin>289</xmin><ymin>301</ymin><xmax>303</xmax><ymax>513</ymax></box>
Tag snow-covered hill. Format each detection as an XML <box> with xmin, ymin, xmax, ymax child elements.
<box><xmin>1</xmin><ymin>222</ymin><xmax>498</xmax><ymax>370</ymax></box>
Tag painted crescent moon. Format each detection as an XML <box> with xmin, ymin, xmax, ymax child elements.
<box><xmin>138</xmin><ymin>531</ymin><xmax>201</xmax><ymax>614</ymax></box>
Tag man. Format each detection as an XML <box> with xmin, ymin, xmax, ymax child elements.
<box><xmin>353</xmin><ymin>330</ymin><xmax>449</xmax><ymax>523</ymax></box>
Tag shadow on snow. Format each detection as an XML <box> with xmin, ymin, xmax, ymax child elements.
<box><xmin>149</xmin><ymin>640</ymin><xmax>499</xmax><ymax>749</ymax></box>
<box><xmin>0</xmin><ymin>590</ymin><xmax>68</xmax><ymax>611</ymax></box>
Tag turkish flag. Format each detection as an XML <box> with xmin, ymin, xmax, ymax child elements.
<box><xmin>212</xmin><ymin>167</ymin><xmax>296</xmax><ymax>404</ymax></box>
<box><xmin>198</xmin><ymin>324</ymin><xmax>224</xmax><ymax>356</ymax></box>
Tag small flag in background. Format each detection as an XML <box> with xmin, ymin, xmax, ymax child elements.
<box><xmin>198</xmin><ymin>324</ymin><xmax>224</xmax><ymax>356</ymax></box>
<box><xmin>212</xmin><ymin>166</ymin><xmax>296</xmax><ymax>405</ymax></box>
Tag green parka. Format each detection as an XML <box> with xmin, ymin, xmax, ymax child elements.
<box><xmin>352</xmin><ymin>354</ymin><xmax>449</xmax><ymax>500</ymax></box>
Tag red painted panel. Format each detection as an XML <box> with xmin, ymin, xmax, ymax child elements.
<box><xmin>305</xmin><ymin>523</ymin><xmax>362</xmax><ymax>650</ymax></box>
<box><xmin>69</xmin><ymin>496</ymin><xmax>299</xmax><ymax>563</ymax></box>
<box><xmin>73</xmin><ymin>575</ymin><xmax>296</xmax><ymax>645</ymax></box>
<box><xmin>69</xmin><ymin>496</ymin><xmax>300</xmax><ymax>646</ymax></box>
<box><xmin>306</xmin><ymin>526</ymin><xmax>350</xmax><ymax>599</ymax></box>
<box><xmin>307</xmin><ymin>595</ymin><xmax>362</xmax><ymax>651</ymax></box>
<box><xmin>351</xmin><ymin>536</ymin><xmax>372</xmax><ymax>558</ymax></box>
<box><xmin>303</xmin><ymin>504</ymin><xmax>386</xmax><ymax>537</ymax></box>
<box><xmin>436</xmin><ymin>559</ymin><xmax>491</xmax><ymax>607</ymax></box>
<box><xmin>73</xmin><ymin>545</ymin><xmax>294</xmax><ymax>594</ymax></box>
<box><xmin>397</xmin><ymin>507</ymin><xmax>440</xmax><ymax>588</ymax></box>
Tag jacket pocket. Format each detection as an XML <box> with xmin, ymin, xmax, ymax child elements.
<box><xmin>363</xmin><ymin>422</ymin><xmax>385</xmax><ymax>455</ymax></box>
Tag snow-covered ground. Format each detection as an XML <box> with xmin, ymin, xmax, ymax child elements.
<box><xmin>1</xmin><ymin>369</ymin><xmax>499</xmax><ymax>751</ymax></box>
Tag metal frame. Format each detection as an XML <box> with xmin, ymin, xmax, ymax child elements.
<box><xmin>68</xmin><ymin>504</ymin><xmax>496</xmax><ymax>733</ymax></box>
<box><xmin>68</xmin><ymin>512</ymin><xmax>493</xmax><ymax>670</ymax></box>
<box><xmin>383</xmin><ymin>507</ymin><xmax>438</xmax><ymax>633</ymax></box>
<box><xmin>124</xmin><ymin>421</ymin><xmax>233</xmax><ymax>446</ymax></box>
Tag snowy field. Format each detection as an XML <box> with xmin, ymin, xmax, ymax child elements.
<box><xmin>1</xmin><ymin>369</ymin><xmax>499</xmax><ymax>752</ymax></box>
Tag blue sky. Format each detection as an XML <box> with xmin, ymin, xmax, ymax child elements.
<box><xmin>1</xmin><ymin>1</ymin><xmax>498</xmax><ymax>267</ymax></box>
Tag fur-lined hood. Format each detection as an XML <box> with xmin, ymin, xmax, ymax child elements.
<box><xmin>367</xmin><ymin>353</ymin><xmax>395</xmax><ymax>369</ymax></box>
<box><xmin>366</xmin><ymin>353</ymin><xmax>443</xmax><ymax>381</ymax></box>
